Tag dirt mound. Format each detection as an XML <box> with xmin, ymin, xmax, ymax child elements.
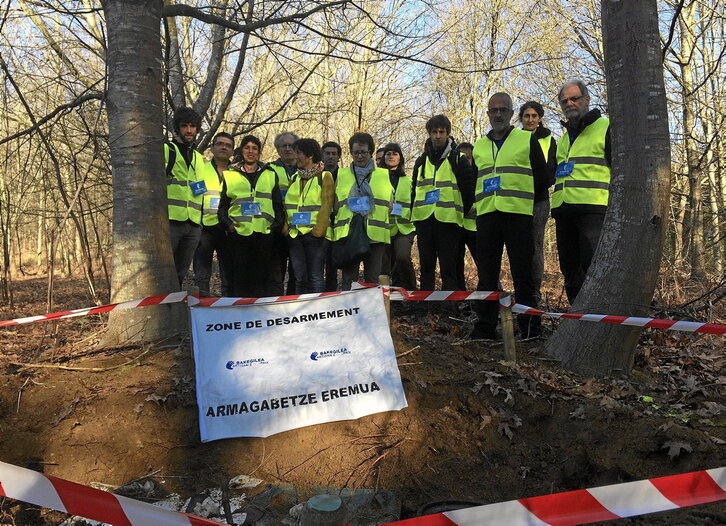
<box><xmin>0</xmin><ymin>277</ymin><xmax>724</xmax><ymax>524</ymax></box>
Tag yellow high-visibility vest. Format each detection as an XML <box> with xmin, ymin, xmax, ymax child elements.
<box><xmin>333</xmin><ymin>166</ymin><xmax>393</xmax><ymax>243</ymax></box>
<box><xmin>411</xmin><ymin>153</ymin><xmax>465</xmax><ymax>226</ymax></box>
<box><xmin>285</xmin><ymin>171</ymin><xmax>334</xmax><ymax>240</ymax></box>
<box><xmin>165</xmin><ymin>142</ymin><xmax>204</xmax><ymax>224</ymax></box>
<box><xmin>552</xmin><ymin>117</ymin><xmax>610</xmax><ymax>208</ymax></box>
<box><xmin>473</xmin><ymin>128</ymin><xmax>535</xmax><ymax>216</ymax></box>
<box><xmin>389</xmin><ymin>175</ymin><xmax>415</xmax><ymax>236</ymax></box>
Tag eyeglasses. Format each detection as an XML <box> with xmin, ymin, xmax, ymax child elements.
<box><xmin>487</xmin><ymin>107</ymin><xmax>511</xmax><ymax>115</ymax></box>
<box><xmin>559</xmin><ymin>95</ymin><xmax>585</xmax><ymax>106</ymax></box>
<box><xmin>279</xmin><ymin>143</ymin><xmax>294</xmax><ymax>149</ymax></box>
<box><xmin>352</xmin><ymin>150</ymin><xmax>370</xmax><ymax>157</ymax></box>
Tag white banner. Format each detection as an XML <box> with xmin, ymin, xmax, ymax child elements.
<box><xmin>190</xmin><ymin>287</ymin><xmax>407</xmax><ymax>441</ymax></box>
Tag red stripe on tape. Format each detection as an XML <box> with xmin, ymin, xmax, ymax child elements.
<box><xmin>519</xmin><ymin>489</ymin><xmax>620</xmax><ymax>525</ymax></box>
<box><xmin>695</xmin><ymin>323</ymin><xmax>726</xmax><ymax>335</ymax></box>
<box><xmin>600</xmin><ymin>315</ymin><xmax>629</xmax><ymax>325</ymax></box>
<box><xmin>651</xmin><ymin>470</ymin><xmax>726</xmax><ymax>508</ymax></box>
<box><xmin>48</xmin><ymin>475</ymin><xmax>132</xmax><ymax>526</ymax></box>
<box><xmin>136</xmin><ymin>293</ymin><xmax>173</xmax><ymax>307</ymax></box>
<box><xmin>0</xmin><ymin>481</ymin><xmax>6</xmax><ymax>496</ymax></box>
<box><xmin>384</xmin><ymin>514</ymin><xmax>457</xmax><ymax>526</ymax></box>
<box><xmin>644</xmin><ymin>319</ymin><xmax>678</xmax><ymax>329</ymax></box>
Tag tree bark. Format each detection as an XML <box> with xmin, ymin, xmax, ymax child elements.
<box><xmin>545</xmin><ymin>0</ymin><xmax>671</xmax><ymax>376</ymax></box>
<box><xmin>102</xmin><ymin>0</ymin><xmax>184</xmax><ymax>344</ymax></box>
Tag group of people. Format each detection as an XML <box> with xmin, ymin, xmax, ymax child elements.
<box><xmin>165</xmin><ymin>79</ymin><xmax>611</xmax><ymax>341</ymax></box>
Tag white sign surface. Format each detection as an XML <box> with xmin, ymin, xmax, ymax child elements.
<box><xmin>190</xmin><ymin>287</ymin><xmax>407</xmax><ymax>441</ymax></box>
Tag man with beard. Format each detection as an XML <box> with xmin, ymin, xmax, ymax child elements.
<box><xmin>552</xmin><ymin>80</ymin><xmax>611</xmax><ymax>304</ymax></box>
<box><xmin>165</xmin><ymin>107</ymin><xmax>205</xmax><ymax>286</ymax></box>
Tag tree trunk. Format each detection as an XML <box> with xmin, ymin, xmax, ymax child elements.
<box><xmin>545</xmin><ymin>0</ymin><xmax>671</xmax><ymax>376</ymax></box>
<box><xmin>102</xmin><ymin>0</ymin><xmax>185</xmax><ymax>344</ymax></box>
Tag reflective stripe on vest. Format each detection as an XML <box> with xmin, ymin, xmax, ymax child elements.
<box><xmin>411</xmin><ymin>154</ymin><xmax>465</xmax><ymax>225</ymax></box>
<box><xmin>390</xmin><ymin>175</ymin><xmax>415</xmax><ymax>236</ymax></box>
<box><xmin>222</xmin><ymin>168</ymin><xmax>277</xmax><ymax>236</ymax></box>
<box><xmin>333</xmin><ymin>166</ymin><xmax>393</xmax><ymax>243</ymax></box>
<box><xmin>200</xmin><ymin>162</ymin><xmax>223</xmax><ymax>226</ymax></box>
<box><xmin>269</xmin><ymin>162</ymin><xmax>292</xmax><ymax>196</ymax></box>
<box><xmin>165</xmin><ymin>143</ymin><xmax>204</xmax><ymax>224</ymax></box>
<box><xmin>285</xmin><ymin>171</ymin><xmax>333</xmax><ymax>239</ymax></box>
<box><xmin>473</xmin><ymin>128</ymin><xmax>535</xmax><ymax>216</ymax></box>
<box><xmin>552</xmin><ymin>117</ymin><xmax>610</xmax><ymax>208</ymax></box>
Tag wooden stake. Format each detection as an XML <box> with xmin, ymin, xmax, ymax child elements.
<box><xmin>499</xmin><ymin>292</ymin><xmax>517</xmax><ymax>363</ymax></box>
<box><xmin>378</xmin><ymin>274</ymin><xmax>391</xmax><ymax>324</ymax></box>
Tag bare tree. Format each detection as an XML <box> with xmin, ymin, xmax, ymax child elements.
<box><xmin>545</xmin><ymin>0</ymin><xmax>672</xmax><ymax>376</ymax></box>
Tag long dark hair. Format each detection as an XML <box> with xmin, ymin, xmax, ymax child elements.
<box><xmin>382</xmin><ymin>142</ymin><xmax>405</xmax><ymax>177</ymax></box>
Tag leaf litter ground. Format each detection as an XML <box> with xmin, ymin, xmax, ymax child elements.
<box><xmin>0</xmin><ymin>276</ymin><xmax>724</xmax><ymax>525</ymax></box>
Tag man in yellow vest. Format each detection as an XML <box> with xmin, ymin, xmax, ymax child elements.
<box><xmin>411</xmin><ymin>115</ymin><xmax>476</xmax><ymax>297</ymax></box>
<box><xmin>192</xmin><ymin>132</ymin><xmax>234</xmax><ymax>297</ymax></box>
<box><xmin>165</xmin><ymin>107</ymin><xmax>205</xmax><ymax>287</ymax></box>
<box><xmin>268</xmin><ymin>132</ymin><xmax>299</xmax><ymax>295</ymax></box>
<box><xmin>553</xmin><ymin>80</ymin><xmax>611</xmax><ymax>304</ymax></box>
<box><xmin>322</xmin><ymin>141</ymin><xmax>342</xmax><ymax>291</ymax></box>
<box><xmin>470</xmin><ymin>93</ymin><xmax>550</xmax><ymax>341</ymax></box>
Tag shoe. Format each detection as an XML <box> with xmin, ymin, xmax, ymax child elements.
<box><xmin>467</xmin><ymin>326</ymin><xmax>499</xmax><ymax>341</ymax></box>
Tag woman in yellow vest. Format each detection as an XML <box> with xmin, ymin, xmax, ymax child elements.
<box><xmin>333</xmin><ymin>132</ymin><xmax>394</xmax><ymax>290</ymax></box>
<box><xmin>282</xmin><ymin>139</ymin><xmax>334</xmax><ymax>293</ymax></box>
<box><xmin>218</xmin><ymin>135</ymin><xmax>284</xmax><ymax>298</ymax></box>
<box><xmin>381</xmin><ymin>143</ymin><xmax>416</xmax><ymax>291</ymax></box>
<box><xmin>519</xmin><ymin>101</ymin><xmax>557</xmax><ymax>305</ymax></box>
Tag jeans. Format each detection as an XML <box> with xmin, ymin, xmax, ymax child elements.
<box><xmin>554</xmin><ymin>212</ymin><xmax>605</xmax><ymax>304</ymax></box>
<box><xmin>414</xmin><ymin>216</ymin><xmax>463</xmax><ymax>291</ymax></box>
<box><xmin>169</xmin><ymin>220</ymin><xmax>201</xmax><ymax>287</ymax></box>
<box><xmin>341</xmin><ymin>242</ymin><xmax>386</xmax><ymax>290</ymax></box>
<box><xmin>473</xmin><ymin>212</ymin><xmax>540</xmax><ymax>336</ymax></box>
<box><xmin>382</xmin><ymin>233</ymin><xmax>417</xmax><ymax>291</ymax></box>
<box><xmin>193</xmin><ymin>226</ymin><xmax>232</xmax><ymax>296</ymax></box>
<box><xmin>288</xmin><ymin>234</ymin><xmax>329</xmax><ymax>293</ymax></box>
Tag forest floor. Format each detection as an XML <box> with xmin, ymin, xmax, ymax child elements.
<box><xmin>0</xmin><ymin>271</ymin><xmax>724</xmax><ymax>525</ymax></box>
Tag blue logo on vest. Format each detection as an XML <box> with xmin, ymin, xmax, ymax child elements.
<box><xmin>556</xmin><ymin>161</ymin><xmax>575</xmax><ymax>178</ymax></box>
<box><xmin>190</xmin><ymin>180</ymin><xmax>207</xmax><ymax>196</ymax></box>
<box><xmin>484</xmin><ymin>176</ymin><xmax>501</xmax><ymax>193</ymax></box>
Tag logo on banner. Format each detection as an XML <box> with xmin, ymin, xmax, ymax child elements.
<box><xmin>225</xmin><ymin>358</ymin><xmax>269</xmax><ymax>370</ymax></box>
<box><xmin>310</xmin><ymin>348</ymin><xmax>351</xmax><ymax>361</ymax></box>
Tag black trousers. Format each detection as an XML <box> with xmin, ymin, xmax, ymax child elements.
<box><xmin>229</xmin><ymin>232</ymin><xmax>275</xmax><ymax>298</ymax></box>
<box><xmin>193</xmin><ymin>225</ymin><xmax>233</xmax><ymax>296</ymax></box>
<box><xmin>457</xmin><ymin>228</ymin><xmax>477</xmax><ymax>290</ymax></box>
<box><xmin>554</xmin><ymin>212</ymin><xmax>605</xmax><ymax>304</ymax></box>
<box><xmin>473</xmin><ymin>212</ymin><xmax>540</xmax><ymax>335</ymax></box>
<box><xmin>532</xmin><ymin>199</ymin><xmax>550</xmax><ymax>304</ymax></box>
<box><xmin>414</xmin><ymin>216</ymin><xmax>462</xmax><ymax>292</ymax></box>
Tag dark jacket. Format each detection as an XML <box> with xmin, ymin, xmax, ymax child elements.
<box><xmin>532</xmin><ymin>126</ymin><xmax>557</xmax><ymax>202</ymax></box>
<box><xmin>411</xmin><ymin>137</ymin><xmax>476</xmax><ymax>213</ymax></box>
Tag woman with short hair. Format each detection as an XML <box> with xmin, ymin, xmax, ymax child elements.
<box><xmin>283</xmin><ymin>138</ymin><xmax>335</xmax><ymax>293</ymax></box>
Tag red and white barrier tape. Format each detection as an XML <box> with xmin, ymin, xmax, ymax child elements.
<box><xmin>1</xmin><ymin>286</ymin><xmax>724</xmax><ymax>336</ymax></box>
<box><xmin>0</xmin><ymin>460</ymin><xmax>224</xmax><ymax>525</ymax></box>
<box><xmin>0</xmin><ymin>292</ymin><xmax>188</xmax><ymax>328</ymax></box>
<box><xmin>381</xmin><ymin>467</ymin><xmax>726</xmax><ymax>526</ymax></box>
